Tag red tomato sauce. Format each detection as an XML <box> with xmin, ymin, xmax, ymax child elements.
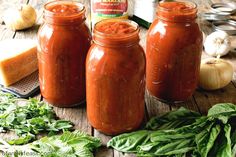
<box><xmin>48</xmin><ymin>3</ymin><xmax>82</xmax><ymax>15</ymax></box>
<box><xmin>160</xmin><ymin>2</ymin><xmax>193</xmax><ymax>10</ymax></box>
<box><xmin>146</xmin><ymin>1</ymin><xmax>202</xmax><ymax>102</ymax></box>
<box><xmin>158</xmin><ymin>1</ymin><xmax>197</xmax><ymax>22</ymax></box>
<box><xmin>95</xmin><ymin>21</ymin><xmax>136</xmax><ymax>35</ymax></box>
<box><xmin>38</xmin><ymin>1</ymin><xmax>91</xmax><ymax>107</ymax></box>
<box><xmin>86</xmin><ymin>20</ymin><xmax>145</xmax><ymax>135</ymax></box>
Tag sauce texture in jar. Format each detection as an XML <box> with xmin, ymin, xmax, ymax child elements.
<box><xmin>86</xmin><ymin>19</ymin><xmax>146</xmax><ymax>135</ymax></box>
<box><xmin>38</xmin><ymin>1</ymin><xmax>91</xmax><ymax>107</ymax></box>
<box><xmin>146</xmin><ymin>0</ymin><xmax>203</xmax><ymax>102</ymax></box>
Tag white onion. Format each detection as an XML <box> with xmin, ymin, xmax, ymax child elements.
<box><xmin>3</xmin><ymin>5</ymin><xmax>37</xmax><ymax>31</ymax></box>
<box><xmin>199</xmin><ymin>58</ymin><xmax>233</xmax><ymax>90</ymax></box>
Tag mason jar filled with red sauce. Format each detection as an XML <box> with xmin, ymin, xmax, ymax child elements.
<box><xmin>86</xmin><ymin>19</ymin><xmax>146</xmax><ymax>135</ymax></box>
<box><xmin>146</xmin><ymin>0</ymin><xmax>203</xmax><ymax>102</ymax></box>
<box><xmin>38</xmin><ymin>1</ymin><xmax>91</xmax><ymax>107</ymax></box>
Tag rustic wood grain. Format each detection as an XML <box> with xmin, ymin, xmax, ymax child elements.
<box><xmin>94</xmin><ymin>130</ymin><xmax>114</xmax><ymax>157</ymax></box>
<box><xmin>145</xmin><ymin>91</ymin><xmax>171</xmax><ymax>119</ymax></box>
<box><xmin>53</xmin><ymin>104</ymin><xmax>92</xmax><ymax>134</ymax></box>
<box><xmin>171</xmin><ymin>98</ymin><xmax>201</xmax><ymax>113</ymax></box>
<box><xmin>114</xmin><ymin>151</ymin><xmax>136</xmax><ymax>157</ymax></box>
<box><xmin>193</xmin><ymin>83</ymin><xmax>236</xmax><ymax>114</ymax></box>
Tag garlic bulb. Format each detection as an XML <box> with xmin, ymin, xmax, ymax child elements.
<box><xmin>3</xmin><ymin>5</ymin><xmax>37</xmax><ymax>31</ymax></box>
<box><xmin>199</xmin><ymin>58</ymin><xmax>233</xmax><ymax>90</ymax></box>
<box><xmin>204</xmin><ymin>31</ymin><xmax>231</xmax><ymax>57</ymax></box>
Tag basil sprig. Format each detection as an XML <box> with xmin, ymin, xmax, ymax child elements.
<box><xmin>108</xmin><ymin>104</ymin><xmax>236</xmax><ymax>157</ymax></box>
<box><xmin>0</xmin><ymin>92</ymin><xmax>73</xmax><ymax>145</ymax></box>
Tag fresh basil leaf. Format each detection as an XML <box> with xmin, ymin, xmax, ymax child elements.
<box><xmin>216</xmin><ymin>124</ymin><xmax>232</xmax><ymax>157</ymax></box>
<box><xmin>207</xmin><ymin>103</ymin><xmax>236</xmax><ymax>124</ymax></box>
<box><xmin>5</xmin><ymin>112</ymin><xmax>15</xmax><ymax>125</ymax></box>
<box><xmin>138</xmin><ymin>138</ymin><xmax>195</xmax><ymax>156</ymax></box>
<box><xmin>231</xmin><ymin>129</ymin><xmax>236</xmax><ymax>157</ymax></box>
<box><xmin>195</xmin><ymin>123</ymin><xmax>221</xmax><ymax>157</ymax></box>
<box><xmin>53</xmin><ymin>120</ymin><xmax>73</xmax><ymax>130</ymax></box>
<box><xmin>160</xmin><ymin>117</ymin><xmax>209</xmax><ymax>136</ymax></box>
<box><xmin>8</xmin><ymin>133</ymin><xmax>35</xmax><ymax>145</ymax></box>
<box><xmin>15</xmin><ymin>112</ymin><xmax>26</xmax><ymax>122</ymax></box>
<box><xmin>208</xmin><ymin>103</ymin><xmax>236</xmax><ymax>116</ymax></box>
<box><xmin>30</xmin><ymin>131</ymin><xmax>101</xmax><ymax>157</ymax></box>
<box><xmin>60</xmin><ymin>131</ymin><xmax>101</xmax><ymax>151</ymax></box>
<box><xmin>137</xmin><ymin>141</ymin><xmax>162</xmax><ymax>155</ymax></box>
<box><xmin>191</xmin><ymin>149</ymin><xmax>201</xmax><ymax>157</ymax></box>
<box><xmin>107</xmin><ymin>130</ymin><xmax>151</xmax><ymax>153</ymax></box>
<box><xmin>75</xmin><ymin>147</ymin><xmax>94</xmax><ymax>157</ymax></box>
<box><xmin>146</xmin><ymin>107</ymin><xmax>201</xmax><ymax>130</ymax></box>
<box><xmin>150</xmin><ymin>130</ymin><xmax>195</xmax><ymax>142</ymax></box>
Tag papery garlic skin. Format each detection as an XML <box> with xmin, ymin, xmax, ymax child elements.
<box><xmin>199</xmin><ymin>58</ymin><xmax>233</xmax><ymax>90</ymax></box>
<box><xmin>204</xmin><ymin>31</ymin><xmax>231</xmax><ymax>57</ymax></box>
<box><xmin>3</xmin><ymin>5</ymin><xmax>37</xmax><ymax>31</ymax></box>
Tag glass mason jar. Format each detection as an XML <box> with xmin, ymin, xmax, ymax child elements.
<box><xmin>38</xmin><ymin>1</ymin><xmax>91</xmax><ymax>107</ymax></box>
<box><xmin>86</xmin><ymin>19</ymin><xmax>146</xmax><ymax>135</ymax></box>
<box><xmin>146</xmin><ymin>0</ymin><xmax>203</xmax><ymax>103</ymax></box>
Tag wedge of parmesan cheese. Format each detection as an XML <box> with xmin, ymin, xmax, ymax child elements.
<box><xmin>0</xmin><ymin>39</ymin><xmax>38</xmax><ymax>86</ymax></box>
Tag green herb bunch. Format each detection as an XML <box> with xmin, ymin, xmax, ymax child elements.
<box><xmin>0</xmin><ymin>131</ymin><xmax>101</xmax><ymax>157</ymax></box>
<box><xmin>0</xmin><ymin>92</ymin><xmax>73</xmax><ymax>145</ymax></box>
<box><xmin>108</xmin><ymin>103</ymin><xmax>236</xmax><ymax>157</ymax></box>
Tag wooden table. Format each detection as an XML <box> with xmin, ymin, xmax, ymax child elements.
<box><xmin>0</xmin><ymin>0</ymin><xmax>236</xmax><ymax>156</ymax></box>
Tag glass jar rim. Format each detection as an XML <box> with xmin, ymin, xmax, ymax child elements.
<box><xmin>157</xmin><ymin>0</ymin><xmax>198</xmax><ymax>22</ymax></box>
<box><xmin>93</xmin><ymin>19</ymin><xmax>139</xmax><ymax>40</ymax></box>
<box><xmin>43</xmin><ymin>1</ymin><xmax>86</xmax><ymax>24</ymax></box>
<box><xmin>158</xmin><ymin>0</ymin><xmax>197</xmax><ymax>12</ymax></box>
<box><xmin>93</xmin><ymin>19</ymin><xmax>140</xmax><ymax>47</ymax></box>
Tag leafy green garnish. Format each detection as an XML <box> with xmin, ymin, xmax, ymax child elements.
<box><xmin>0</xmin><ymin>92</ymin><xmax>73</xmax><ymax>145</ymax></box>
<box><xmin>146</xmin><ymin>107</ymin><xmax>201</xmax><ymax>130</ymax></box>
<box><xmin>208</xmin><ymin>103</ymin><xmax>236</xmax><ymax>124</ymax></box>
<box><xmin>195</xmin><ymin>123</ymin><xmax>220</xmax><ymax>157</ymax></box>
<box><xmin>216</xmin><ymin>124</ymin><xmax>232</xmax><ymax>157</ymax></box>
<box><xmin>0</xmin><ymin>131</ymin><xmax>101</xmax><ymax>157</ymax></box>
<box><xmin>108</xmin><ymin>103</ymin><xmax>236</xmax><ymax>157</ymax></box>
<box><xmin>231</xmin><ymin>129</ymin><xmax>236</xmax><ymax>157</ymax></box>
<box><xmin>107</xmin><ymin>130</ymin><xmax>151</xmax><ymax>153</ymax></box>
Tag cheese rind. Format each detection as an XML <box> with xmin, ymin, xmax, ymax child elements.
<box><xmin>0</xmin><ymin>39</ymin><xmax>38</xmax><ymax>86</ymax></box>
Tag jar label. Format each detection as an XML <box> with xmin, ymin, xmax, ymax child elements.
<box><xmin>92</xmin><ymin>0</ymin><xmax>128</xmax><ymax>17</ymax></box>
<box><xmin>91</xmin><ymin>0</ymin><xmax>128</xmax><ymax>27</ymax></box>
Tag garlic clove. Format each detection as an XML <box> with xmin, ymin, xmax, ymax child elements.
<box><xmin>204</xmin><ymin>31</ymin><xmax>231</xmax><ymax>57</ymax></box>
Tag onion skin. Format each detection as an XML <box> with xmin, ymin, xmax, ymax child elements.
<box><xmin>199</xmin><ymin>58</ymin><xmax>233</xmax><ymax>90</ymax></box>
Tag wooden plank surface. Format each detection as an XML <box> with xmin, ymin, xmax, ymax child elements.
<box><xmin>0</xmin><ymin>0</ymin><xmax>236</xmax><ymax>157</ymax></box>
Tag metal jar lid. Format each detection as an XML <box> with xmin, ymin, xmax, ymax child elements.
<box><xmin>211</xmin><ymin>3</ymin><xmax>236</xmax><ymax>15</ymax></box>
<box><xmin>212</xmin><ymin>20</ymin><xmax>236</xmax><ymax>35</ymax></box>
<box><xmin>201</xmin><ymin>13</ymin><xmax>231</xmax><ymax>21</ymax></box>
